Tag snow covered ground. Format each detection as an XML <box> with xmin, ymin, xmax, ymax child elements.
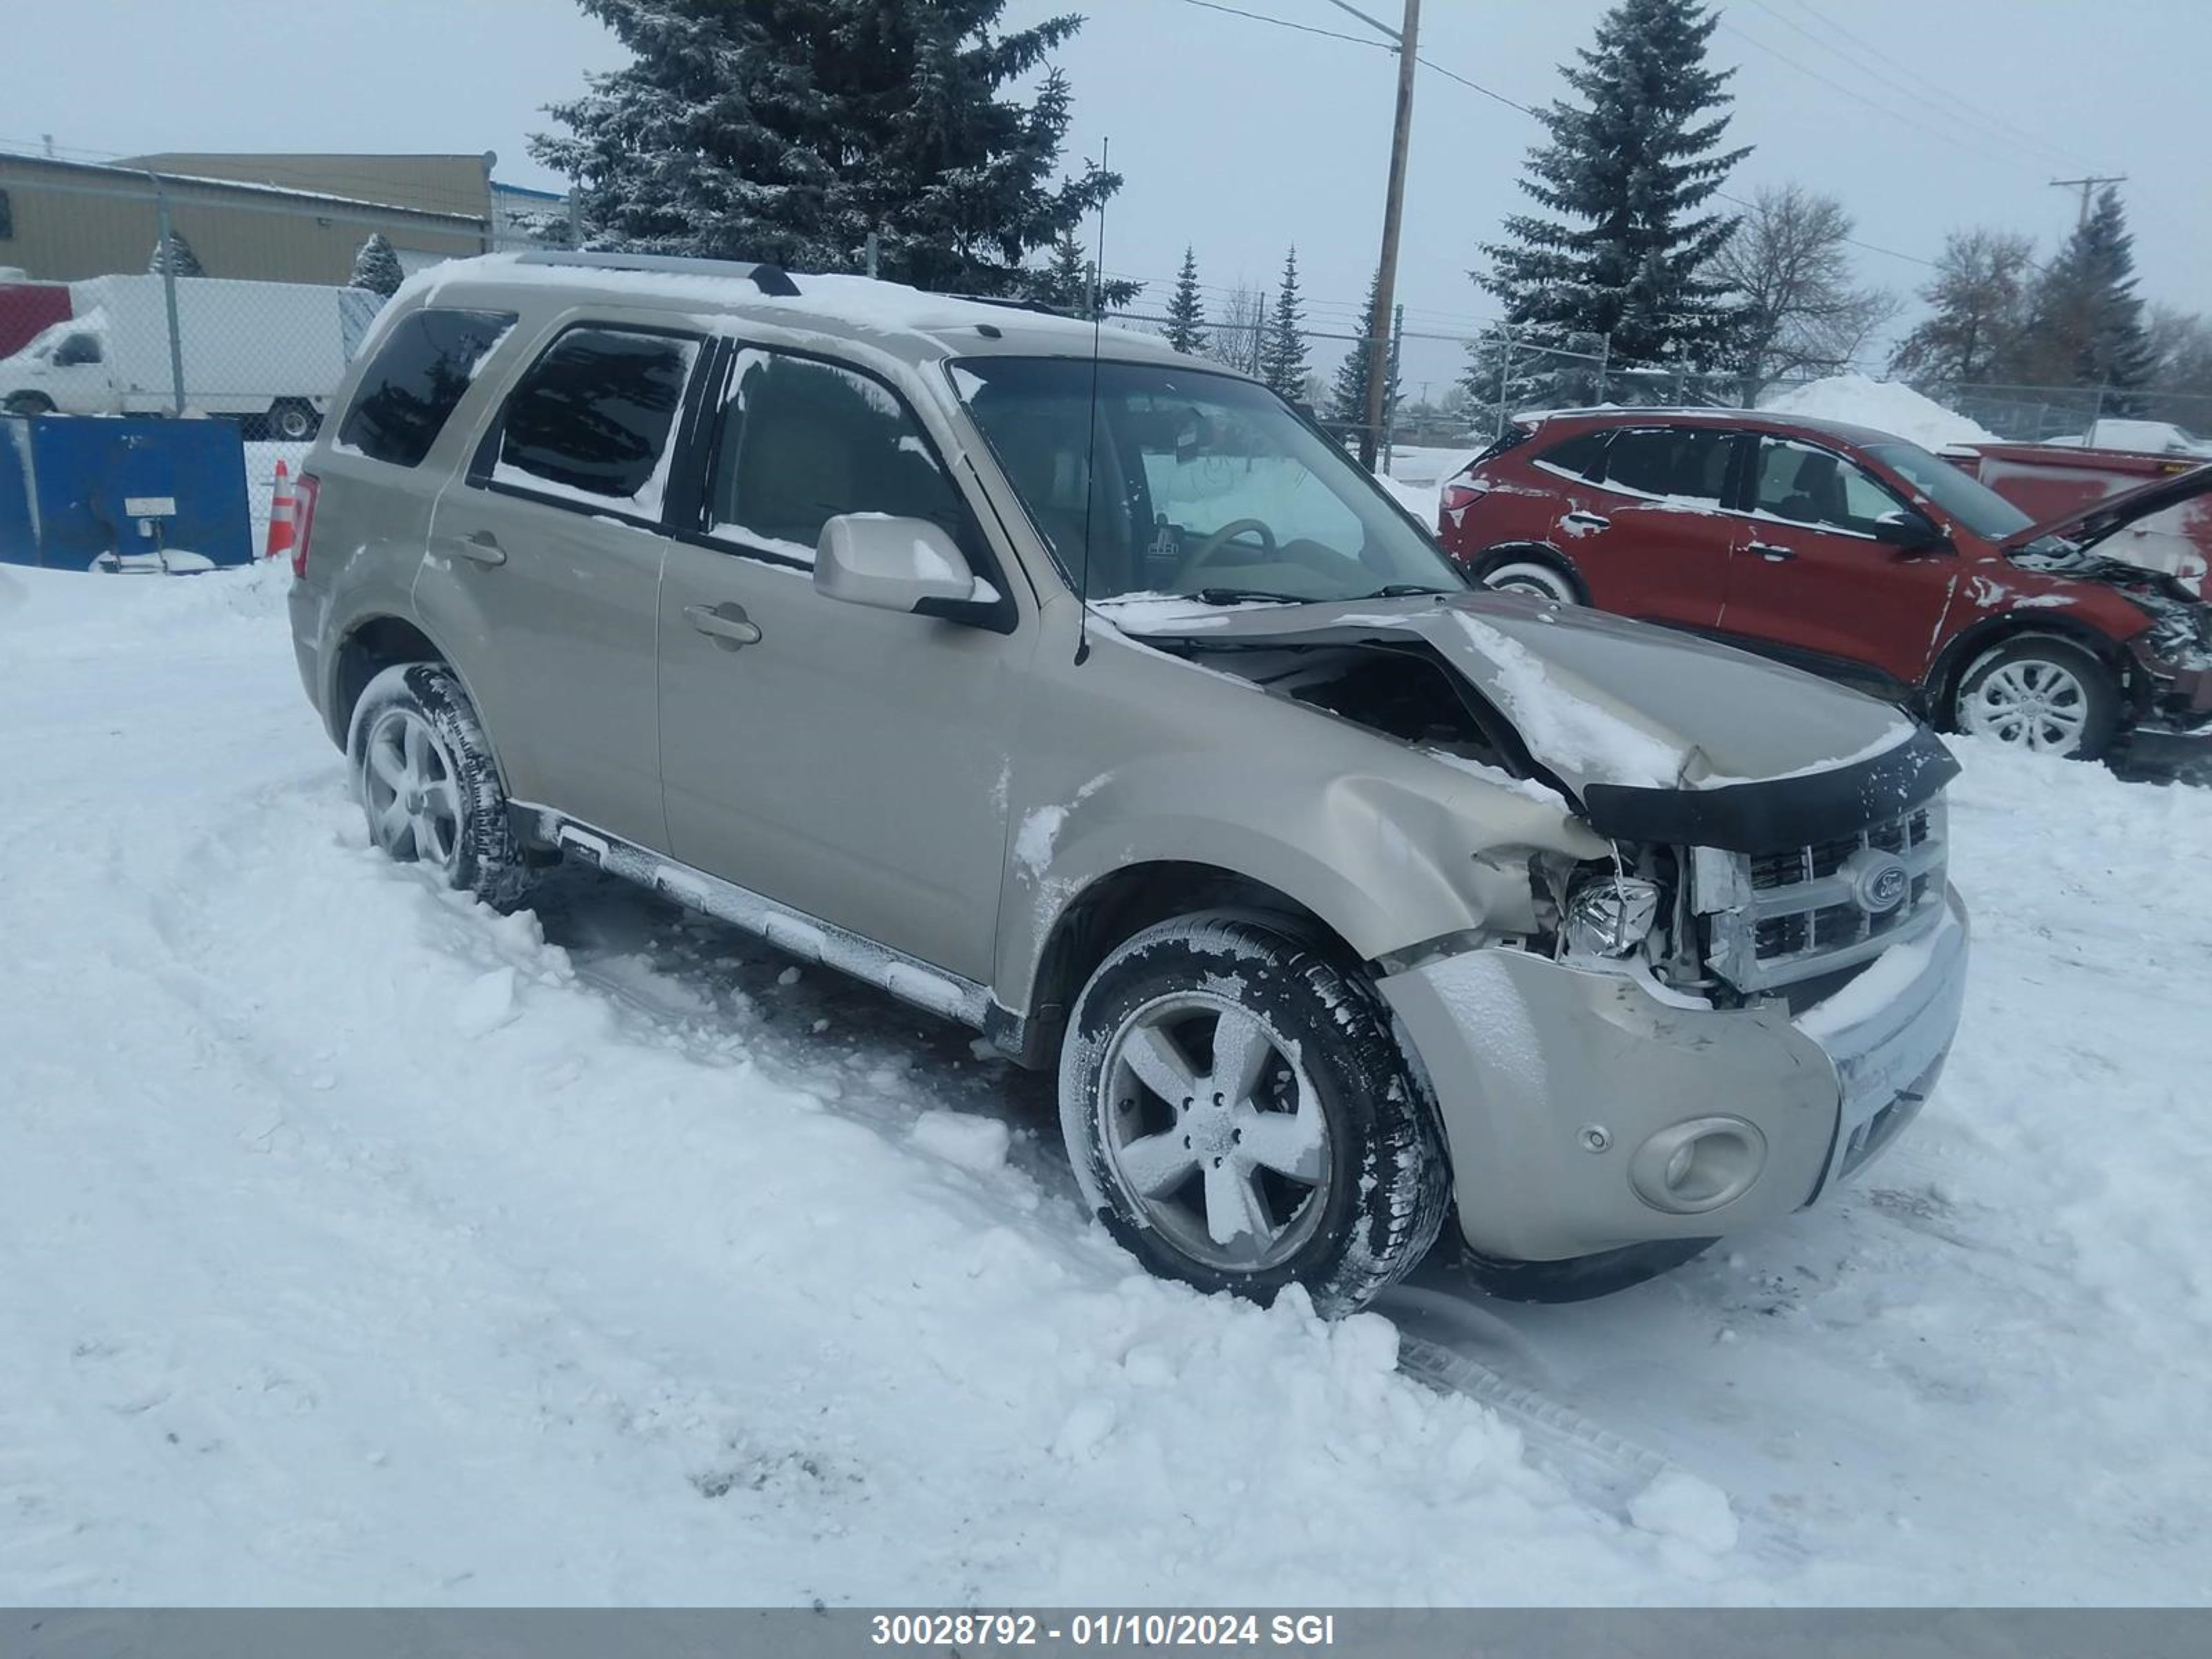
<box><xmin>1</xmin><ymin>563</ymin><xmax>2209</xmax><ymax>1605</ymax></box>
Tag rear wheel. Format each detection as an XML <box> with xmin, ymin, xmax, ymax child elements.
<box><xmin>1476</xmin><ymin>551</ymin><xmax>1581</xmax><ymax>603</ymax></box>
<box><xmin>1060</xmin><ymin>913</ymin><xmax>1450</xmax><ymax>1318</ymax></box>
<box><xmin>1950</xmin><ymin>635</ymin><xmax>2121</xmax><ymax>760</ymax></box>
<box><xmin>347</xmin><ymin>662</ymin><xmax>527</xmax><ymax>908</ymax></box>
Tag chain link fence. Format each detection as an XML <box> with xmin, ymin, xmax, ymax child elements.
<box><xmin>1</xmin><ymin>164</ymin><xmax>492</xmax><ymax>554</ymax></box>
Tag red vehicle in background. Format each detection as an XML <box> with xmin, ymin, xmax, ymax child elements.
<box><xmin>1944</xmin><ymin>437</ymin><xmax>2210</xmax><ymax>596</ymax></box>
<box><xmin>0</xmin><ymin>277</ymin><xmax>73</xmax><ymax>360</ymax></box>
<box><xmin>1436</xmin><ymin>409</ymin><xmax>2212</xmax><ymax>772</ymax></box>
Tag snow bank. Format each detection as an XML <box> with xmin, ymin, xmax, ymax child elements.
<box><xmin>6</xmin><ymin>564</ymin><xmax>2212</xmax><ymax>1604</ymax></box>
<box><xmin>1760</xmin><ymin>374</ymin><xmax>1997</xmax><ymax>451</ymax></box>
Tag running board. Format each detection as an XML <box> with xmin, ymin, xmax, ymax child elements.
<box><xmin>512</xmin><ymin>804</ymin><xmax>991</xmax><ymax>1028</ymax></box>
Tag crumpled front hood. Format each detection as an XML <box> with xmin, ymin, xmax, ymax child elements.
<box><xmin>1104</xmin><ymin>591</ymin><xmax>1920</xmax><ymax>798</ymax></box>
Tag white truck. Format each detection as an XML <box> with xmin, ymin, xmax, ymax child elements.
<box><xmin>0</xmin><ymin>275</ymin><xmax>381</xmax><ymax>439</ymax></box>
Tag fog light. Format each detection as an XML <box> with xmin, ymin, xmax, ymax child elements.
<box><xmin>1631</xmin><ymin>1117</ymin><xmax>1767</xmax><ymax>1214</ymax></box>
<box><xmin>1564</xmin><ymin>874</ymin><xmax>1661</xmax><ymax>957</ymax></box>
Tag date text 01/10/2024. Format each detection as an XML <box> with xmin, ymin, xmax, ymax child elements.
<box><xmin>868</xmin><ymin>1612</ymin><xmax>1340</xmax><ymax>1648</ymax></box>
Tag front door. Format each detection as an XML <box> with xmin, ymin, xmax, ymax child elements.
<box><xmin>1719</xmin><ymin>436</ymin><xmax>1961</xmax><ymax>693</ymax></box>
<box><xmin>656</xmin><ymin>346</ymin><xmax>1029</xmax><ymax>982</ymax></box>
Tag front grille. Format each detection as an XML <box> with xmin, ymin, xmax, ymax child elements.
<box><xmin>1698</xmin><ymin>800</ymin><xmax>1947</xmax><ymax>992</ymax></box>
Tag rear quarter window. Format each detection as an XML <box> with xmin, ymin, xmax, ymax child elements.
<box><xmin>336</xmin><ymin>308</ymin><xmax>516</xmax><ymax>469</ymax></box>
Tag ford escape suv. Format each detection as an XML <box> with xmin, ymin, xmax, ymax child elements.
<box><xmin>289</xmin><ymin>251</ymin><xmax>1970</xmax><ymax>1314</ymax></box>
<box><xmin>1439</xmin><ymin>409</ymin><xmax>2212</xmax><ymax>772</ymax></box>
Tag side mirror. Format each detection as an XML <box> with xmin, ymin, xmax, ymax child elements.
<box><xmin>815</xmin><ymin>513</ymin><xmax>988</xmax><ymax>615</ymax></box>
<box><xmin>1873</xmin><ymin>508</ymin><xmax>1944</xmax><ymax>554</ymax></box>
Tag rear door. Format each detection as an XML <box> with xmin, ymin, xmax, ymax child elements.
<box><xmin>422</xmin><ymin>319</ymin><xmax>706</xmax><ymax>851</ymax></box>
<box><xmin>655</xmin><ymin>344</ymin><xmax>1029</xmax><ymax>980</ymax></box>
<box><xmin>1718</xmin><ymin>436</ymin><xmax>1959</xmax><ymax>693</ymax></box>
<box><xmin>1565</xmin><ymin>424</ymin><xmax>1739</xmax><ymax>627</ymax></box>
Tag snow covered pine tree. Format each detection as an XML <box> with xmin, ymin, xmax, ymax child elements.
<box><xmin>1328</xmin><ymin>272</ymin><xmax>1400</xmax><ymax>440</ymax></box>
<box><xmin>1262</xmin><ymin>247</ymin><xmax>1311</xmax><ymax>402</ymax></box>
<box><xmin>1472</xmin><ymin>0</ymin><xmax>1747</xmax><ymax>403</ymax></box>
<box><xmin>1164</xmin><ymin>247</ymin><xmax>1208</xmax><ymax>356</ymax></box>
<box><xmin>348</xmin><ymin>233</ymin><xmax>406</xmax><ymax>299</ymax></box>
<box><xmin>148</xmin><ymin>229</ymin><xmax>205</xmax><ymax>277</ymax></box>
<box><xmin>532</xmin><ymin>0</ymin><xmax>1124</xmax><ymax>297</ymax></box>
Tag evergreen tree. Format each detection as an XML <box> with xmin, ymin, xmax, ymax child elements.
<box><xmin>1473</xmin><ymin>0</ymin><xmax>1747</xmax><ymax>379</ymax></box>
<box><xmin>532</xmin><ymin>0</ymin><xmax>1122</xmax><ymax>297</ymax></box>
<box><xmin>1888</xmin><ymin>227</ymin><xmax>2035</xmax><ymax>385</ymax></box>
<box><xmin>1032</xmin><ymin>229</ymin><xmax>1092</xmax><ymax>314</ymax></box>
<box><xmin>148</xmin><ymin>229</ymin><xmax>205</xmax><ymax>278</ymax></box>
<box><xmin>1163</xmin><ymin>246</ymin><xmax>1208</xmax><ymax>355</ymax></box>
<box><xmin>348</xmin><ymin>232</ymin><xmax>406</xmax><ymax>297</ymax></box>
<box><xmin>1260</xmin><ymin>246</ymin><xmax>1310</xmax><ymax>400</ymax></box>
<box><xmin>1327</xmin><ymin>272</ymin><xmax>1400</xmax><ymax>438</ymax></box>
<box><xmin>2021</xmin><ymin>187</ymin><xmax>2155</xmax><ymax>407</ymax></box>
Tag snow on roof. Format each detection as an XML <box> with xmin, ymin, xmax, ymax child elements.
<box><xmin>1759</xmin><ymin>373</ymin><xmax>1996</xmax><ymax>451</ymax></box>
<box><xmin>393</xmin><ymin>252</ymin><xmax>1165</xmax><ymax>357</ymax></box>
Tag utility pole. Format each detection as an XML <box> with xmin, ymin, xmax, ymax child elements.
<box><xmin>2050</xmin><ymin>174</ymin><xmax>2126</xmax><ymax>227</ymax></box>
<box><xmin>1326</xmin><ymin>0</ymin><xmax>1420</xmax><ymax>474</ymax></box>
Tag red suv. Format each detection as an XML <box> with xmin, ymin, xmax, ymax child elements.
<box><xmin>1437</xmin><ymin>409</ymin><xmax>2212</xmax><ymax>771</ymax></box>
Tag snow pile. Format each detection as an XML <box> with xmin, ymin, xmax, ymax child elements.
<box><xmin>5</xmin><ymin>563</ymin><xmax>2212</xmax><ymax>1604</ymax></box>
<box><xmin>1760</xmin><ymin>374</ymin><xmax>1997</xmax><ymax>451</ymax></box>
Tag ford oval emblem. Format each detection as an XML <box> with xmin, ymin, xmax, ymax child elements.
<box><xmin>1858</xmin><ymin>858</ymin><xmax>1909</xmax><ymax>913</ymax></box>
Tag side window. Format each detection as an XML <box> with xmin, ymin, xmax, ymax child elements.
<box><xmin>1600</xmin><ymin>427</ymin><xmax>1733</xmax><ymax>503</ymax></box>
<box><xmin>1754</xmin><ymin>440</ymin><xmax>1902</xmax><ymax>535</ymax></box>
<box><xmin>708</xmin><ymin>349</ymin><xmax>964</xmax><ymax>560</ymax></box>
<box><xmin>493</xmin><ymin>326</ymin><xmax>700</xmax><ymax>513</ymax></box>
<box><xmin>53</xmin><ymin>333</ymin><xmax>101</xmax><ymax>367</ymax></box>
<box><xmin>1533</xmin><ymin>429</ymin><xmax>1609</xmax><ymax>480</ymax></box>
<box><xmin>337</xmin><ymin>307</ymin><xmax>515</xmax><ymax>469</ymax></box>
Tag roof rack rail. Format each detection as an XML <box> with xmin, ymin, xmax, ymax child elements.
<box><xmin>511</xmin><ymin>249</ymin><xmax>800</xmax><ymax>298</ymax></box>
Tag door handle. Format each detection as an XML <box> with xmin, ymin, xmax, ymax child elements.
<box><xmin>1562</xmin><ymin>511</ymin><xmax>1610</xmax><ymax>530</ymax></box>
<box><xmin>684</xmin><ymin>601</ymin><xmax>763</xmax><ymax>649</ymax></box>
<box><xmin>456</xmin><ymin>529</ymin><xmax>506</xmax><ymax>568</ymax></box>
<box><xmin>1749</xmin><ymin>543</ymin><xmax>1797</xmax><ymax>563</ymax></box>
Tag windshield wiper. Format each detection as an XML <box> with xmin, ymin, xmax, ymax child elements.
<box><xmin>1184</xmin><ymin>587</ymin><xmax>1309</xmax><ymax>606</ymax></box>
<box><xmin>1343</xmin><ymin>583</ymin><xmax>1459</xmax><ymax>601</ymax></box>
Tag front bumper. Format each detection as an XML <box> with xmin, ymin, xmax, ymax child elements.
<box><xmin>1377</xmin><ymin>885</ymin><xmax>1969</xmax><ymax>1262</ymax></box>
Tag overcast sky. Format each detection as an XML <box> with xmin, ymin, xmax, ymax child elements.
<box><xmin>10</xmin><ymin>0</ymin><xmax>2207</xmax><ymax>390</ymax></box>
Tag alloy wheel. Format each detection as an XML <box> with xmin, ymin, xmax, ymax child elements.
<box><xmin>360</xmin><ymin>706</ymin><xmax>465</xmax><ymax>873</ymax></box>
<box><xmin>1096</xmin><ymin>992</ymin><xmax>1331</xmax><ymax>1272</ymax></box>
<box><xmin>1960</xmin><ymin>658</ymin><xmax>2091</xmax><ymax>754</ymax></box>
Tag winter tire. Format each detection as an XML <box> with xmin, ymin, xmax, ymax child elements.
<box><xmin>1459</xmin><ymin>1236</ymin><xmax>1715</xmax><ymax>1304</ymax></box>
<box><xmin>1477</xmin><ymin>552</ymin><xmax>1582</xmax><ymax>604</ymax></box>
<box><xmin>1060</xmin><ymin>912</ymin><xmax>1450</xmax><ymax>1318</ymax></box>
<box><xmin>347</xmin><ymin>662</ymin><xmax>527</xmax><ymax>909</ymax></box>
<box><xmin>1950</xmin><ymin>635</ymin><xmax>2120</xmax><ymax>760</ymax></box>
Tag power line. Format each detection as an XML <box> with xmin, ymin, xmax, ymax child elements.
<box><xmin>1740</xmin><ymin>0</ymin><xmax>2086</xmax><ymax>173</ymax></box>
<box><xmin>1780</xmin><ymin>0</ymin><xmax>2102</xmax><ymax>171</ymax></box>
<box><xmin>1177</xmin><ymin>0</ymin><xmax>1389</xmax><ymax>51</ymax></box>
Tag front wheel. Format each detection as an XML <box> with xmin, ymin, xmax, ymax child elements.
<box><xmin>3</xmin><ymin>393</ymin><xmax>55</xmax><ymax>418</ymax></box>
<box><xmin>347</xmin><ymin>662</ymin><xmax>527</xmax><ymax>909</ymax></box>
<box><xmin>1060</xmin><ymin>913</ymin><xmax>1450</xmax><ymax>1318</ymax></box>
<box><xmin>1476</xmin><ymin>552</ymin><xmax>1581</xmax><ymax>603</ymax></box>
<box><xmin>1950</xmin><ymin>635</ymin><xmax>2120</xmax><ymax>760</ymax></box>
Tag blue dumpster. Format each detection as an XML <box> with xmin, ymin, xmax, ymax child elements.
<box><xmin>0</xmin><ymin>415</ymin><xmax>252</xmax><ymax>571</ymax></box>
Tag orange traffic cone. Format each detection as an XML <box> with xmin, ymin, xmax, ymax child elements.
<box><xmin>265</xmin><ymin>460</ymin><xmax>296</xmax><ymax>562</ymax></box>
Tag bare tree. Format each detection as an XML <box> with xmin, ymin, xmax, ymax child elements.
<box><xmin>2147</xmin><ymin>305</ymin><xmax>2212</xmax><ymax>400</ymax></box>
<box><xmin>1712</xmin><ymin>184</ymin><xmax>1897</xmax><ymax>400</ymax></box>
<box><xmin>1888</xmin><ymin>227</ymin><xmax>2037</xmax><ymax>384</ymax></box>
<box><xmin>1206</xmin><ymin>280</ymin><xmax>1268</xmax><ymax>379</ymax></box>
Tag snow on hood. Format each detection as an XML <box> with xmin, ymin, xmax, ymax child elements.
<box><xmin>1107</xmin><ymin>592</ymin><xmax>1918</xmax><ymax>796</ymax></box>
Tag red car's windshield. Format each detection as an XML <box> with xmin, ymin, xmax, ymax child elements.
<box><xmin>1865</xmin><ymin>442</ymin><xmax>2034</xmax><ymax>541</ymax></box>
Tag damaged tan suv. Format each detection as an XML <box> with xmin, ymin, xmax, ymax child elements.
<box><xmin>288</xmin><ymin>252</ymin><xmax>1970</xmax><ymax>1313</ymax></box>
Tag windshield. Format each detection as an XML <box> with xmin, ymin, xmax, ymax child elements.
<box><xmin>1864</xmin><ymin>441</ymin><xmax>2033</xmax><ymax>541</ymax></box>
<box><xmin>950</xmin><ymin>356</ymin><xmax>1463</xmax><ymax>604</ymax></box>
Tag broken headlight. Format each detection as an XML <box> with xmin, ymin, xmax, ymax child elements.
<box><xmin>1562</xmin><ymin>872</ymin><xmax>1663</xmax><ymax>957</ymax></box>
